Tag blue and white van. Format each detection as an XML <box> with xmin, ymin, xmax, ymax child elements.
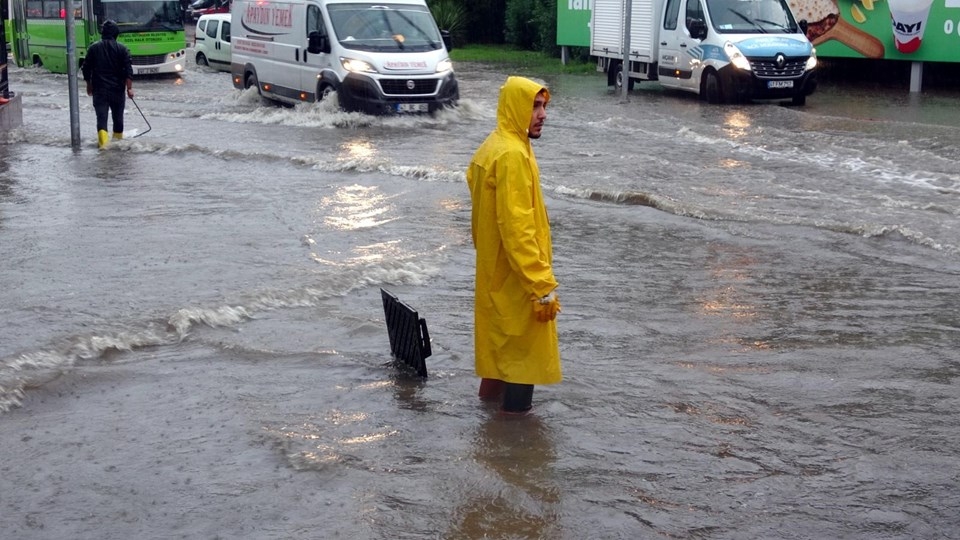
<box><xmin>591</xmin><ymin>0</ymin><xmax>818</xmax><ymax>105</ymax></box>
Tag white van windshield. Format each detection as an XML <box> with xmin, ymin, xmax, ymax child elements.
<box><xmin>327</xmin><ymin>3</ymin><xmax>443</xmax><ymax>52</ymax></box>
<box><xmin>707</xmin><ymin>0</ymin><xmax>799</xmax><ymax>34</ymax></box>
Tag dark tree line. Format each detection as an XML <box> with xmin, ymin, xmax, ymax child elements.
<box><xmin>430</xmin><ymin>0</ymin><xmax>560</xmax><ymax>54</ymax></box>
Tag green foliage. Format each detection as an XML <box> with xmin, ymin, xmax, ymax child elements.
<box><xmin>463</xmin><ymin>0</ymin><xmax>507</xmax><ymax>44</ymax></box>
<box><xmin>505</xmin><ymin>0</ymin><xmax>559</xmax><ymax>55</ymax></box>
<box><xmin>532</xmin><ymin>1</ymin><xmax>559</xmax><ymax>56</ymax></box>
<box><xmin>505</xmin><ymin>0</ymin><xmax>537</xmax><ymax>49</ymax></box>
<box><xmin>426</xmin><ymin>0</ymin><xmax>467</xmax><ymax>45</ymax></box>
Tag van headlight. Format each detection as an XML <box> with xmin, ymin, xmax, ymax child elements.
<box><xmin>805</xmin><ymin>48</ymin><xmax>818</xmax><ymax>71</ymax></box>
<box><xmin>723</xmin><ymin>42</ymin><xmax>751</xmax><ymax>71</ymax></box>
<box><xmin>340</xmin><ymin>57</ymin><xmax>377</xmax><ymax>74</ymax></box>
<box><xmin>436</xmin><ymin>58</ymin><xmax>452</xmax><ymax>73</ymax></box>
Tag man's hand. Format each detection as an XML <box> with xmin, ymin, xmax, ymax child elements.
<box><xmin>127</xmin><ymin>88</ymin><xmax>134</xmax><ymax>99</ymax></box>
<box><xmin>533</xmin><ymin>290</ymin><xmax>561</xmax><ymax>323</ymax></box>
<box><xmin>86</xmin><ymin>82</ymin><xmax>92</xmax><ymax>96</ymax></box>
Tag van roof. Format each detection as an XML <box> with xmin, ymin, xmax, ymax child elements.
<box><xmin>198</xmin><ymin>13</ymin><xmax>231</xmax><ymax>21</ymax></box>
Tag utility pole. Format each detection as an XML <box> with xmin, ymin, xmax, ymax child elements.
<box><xmin>65</xmin><ymin>0</ymin><xmax>81</xmax><ymax>149</ymax></box>
<box><xmin>621</xmin><ymin>0</ymin><xmax>632</xmax><ymax>101</ymax></box>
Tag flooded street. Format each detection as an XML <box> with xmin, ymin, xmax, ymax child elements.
<box><xmin>2</xmin><ymin>52</ymin><xmax>959</xmax><ymax>539</ymax></box>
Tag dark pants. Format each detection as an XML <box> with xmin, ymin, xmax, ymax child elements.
<box><xmin>502</xmin><ymin>383</ymin><xmax>534</xmax><ymax>413</ymax></box>
<box><xmin>479</xmin><ymin>379</ymin><xmax>535</xmax><ymax>413</ymax></box>
<box><xmin>93</xmin><ymin>91</ymin><xmax>126</xmax><ymax>134</ymax></box>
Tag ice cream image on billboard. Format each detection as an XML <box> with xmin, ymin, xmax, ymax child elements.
<box><xmin>889</xmin><ymin>0</ymin><xmax>934</xmax><ymax>53</ymax></box>
<box><xmin>787</xmin><ymin>0</ymin><xmax>885</xmax><ymax>57</ymax></box>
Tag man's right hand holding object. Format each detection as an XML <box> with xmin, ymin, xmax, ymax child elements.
<box><xmin>534</xmin><ymin>290</ymin><xmax>561</xmax><ymax>322</ymax></box>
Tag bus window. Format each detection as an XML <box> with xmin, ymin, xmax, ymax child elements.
<box><xmin>27</xmin><ymin>0</ymin><xmax>43</xmax><ymax>17</ymax></box>
<box><xmin>42</xmin><ymin>0</ymin><xmax>60</xmax><ymax>18</ymax></box>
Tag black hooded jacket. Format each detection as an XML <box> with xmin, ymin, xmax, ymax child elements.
<box><xmin>81</xmin><ymin>21</ymin><xmax>134</xmax><ymax>95</ymax></box>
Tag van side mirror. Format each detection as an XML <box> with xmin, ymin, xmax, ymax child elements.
<box><xmin>688</xmin><ymin>19</ymin><xmax>707</xmax><ymax>40</ymax></box>
<box><xmin>797</xmin><ymin>19</ymin><xmax>809</xmax><ymax>36</ymax></box>
<box><xmin>441</xmin><ymin>29</ymin><xmax>453</xmax><ymax>52</ymax></box>
<box><xmin>308</xmin><ymin>31</ymin><xmax>330</xmax><ymax>54</ymax></box>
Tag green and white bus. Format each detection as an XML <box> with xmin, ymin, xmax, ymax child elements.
<box><xmin>9</xmin><ymin>0</ymin><xmax>186</xmax><ymax>75</ymax></box>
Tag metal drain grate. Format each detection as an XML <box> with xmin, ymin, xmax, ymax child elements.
<box><xmin>380</xmin><ymin>288</ymin><xmax>431</xmax><ymax>378</ymax></box>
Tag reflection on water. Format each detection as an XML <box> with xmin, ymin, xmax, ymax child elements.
<box><xmin>338</xmin><ymin>137</ymin><xmax>378</xmax><ymax>163</ymax></box>
<box><xmin>721</xmin><ymin>110</ymin><xmax>752</xmax><ymax>140</ymax></box>
<box><xmin>449</xmin><ymin>411</ymin><xmax>561</xmax><ymax>539</ymax></box>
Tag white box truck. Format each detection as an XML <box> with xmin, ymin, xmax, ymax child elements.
<box><xmin>230</xmin><ymin>0</ymin><xmax>458</xmax><ymax>114</ymax></box>
<box><xmin>592</xmin><ymin>0</ymin><xmax>817</xmax><ymax>104</ymax></box>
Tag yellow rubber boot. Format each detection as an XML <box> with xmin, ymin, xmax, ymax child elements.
<box><xmin>113</xmin><ymin>132</ymin><xmax>123</xmax><ymax>140</ymax></box>
<box><xmin>97</xmin><ymin>129</ymin><xmax>109</xmax><ymax>149</ymax></box>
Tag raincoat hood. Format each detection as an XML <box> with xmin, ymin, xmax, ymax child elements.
<box><xmin>496</xmin><ymin>76</ymin><xmax>550</xmax><ymax>139</ymax></box>
<box><xmin>101</xmin><ymin>20</ymin><xmax>120</xmax><ymax>39</ymax></box>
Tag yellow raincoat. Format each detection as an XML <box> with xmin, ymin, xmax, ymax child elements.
<box><xmin>466</xmin><ymin>76</ymin><xmax>561</xmax><ymax>386</ymax></box>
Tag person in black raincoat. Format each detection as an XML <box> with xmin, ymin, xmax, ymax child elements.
<box><xmin>81</xmin><ymin>20</ymin><xmax>134</xmax><ymax>149</ymax></box>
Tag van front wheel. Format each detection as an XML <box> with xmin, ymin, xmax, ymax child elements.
<box><xmin>318</xmin><ymin>84</ymin><xmax>335</xmax><ymax>101</ymax></box>
<box><xmin>318</xmin><ymin>83</ymin><xmax>344</xmax><ymax>111</ymax></box>
<box><xmin>703</xmin><ymin>71</ymin><xmax>723</xmax><ymax>104</ymax></box>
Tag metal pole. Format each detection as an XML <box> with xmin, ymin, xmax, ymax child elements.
<box><xmin>65</xmin><ymin>0</ymin><xmax>81</xmax><ymax>148</ymax></box>
<box><xmin>909</xmin><ymin>61</ymin><xmax>923</xmax><ymax>93</ymax></box>
<box><xmin>621</xmin><ymin>0</ymin><xmax>632</xmax><ymax>100</ymax></box>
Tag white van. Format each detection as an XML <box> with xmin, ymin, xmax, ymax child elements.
<box><xmin>592</xmin><ymin>0</ymin><xmax>817</xmax><ymax>105</ymax></box>
<box><xmin>230</xmin><ymin>0</ymin><xmax>458</xmax><ymax>114</ymax></box>
<box><xmin>195</xmin><ymin>13</ymin><xmax>232</xmax><ymax>72</ymax></box>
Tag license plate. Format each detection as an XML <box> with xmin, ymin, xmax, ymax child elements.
<box><xmin>139</xmin><ymin>67</ymin><xmax>160</xmax><ymax>74</ymax></box>
<box><xmin>767</xmin><ymin>80</ymin><xmax>794</xmax><ymax>89</ymax></box>
<box><xmin>396</xmin><ymin>103</ymin><xmax>429</xmax><ymax>113</ymax></box>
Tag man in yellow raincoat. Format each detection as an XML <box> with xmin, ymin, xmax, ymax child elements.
<box><xmin>466</xmin><ymin>76</ymin><xmax>561</xmax><ymax>414</ymax></box>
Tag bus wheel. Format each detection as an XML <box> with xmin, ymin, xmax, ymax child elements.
<box><xmin>32</xmin><ymin>55</ymin><xmax>43</xmax><ymax>68</ymax></box>
<box><xmin>703</xmin><ymin>71</ymin><xmax>723</xmax><ymax>104</ymax></box>
<box><xmin>196</xmin><ymin>53</ymin><xmax>208</xmax><ymax>67</ymax></box>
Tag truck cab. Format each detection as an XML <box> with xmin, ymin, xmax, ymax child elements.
<box><xmin>659</xmin><ymin>0</ymin><xmax>817</xmax><ymax>104</ymax></box>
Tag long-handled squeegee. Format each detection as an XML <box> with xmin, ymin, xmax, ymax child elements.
<box><xmin>129</xmin><ymin>97</ymin><xmax>152</xmax><ymax>138</ymax></box>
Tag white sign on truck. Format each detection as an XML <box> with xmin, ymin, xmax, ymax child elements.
<box><xmin>230</xmin><ymin>0</ymin><xmax>459</xmax><ymax>114</ymax></box>
<box><xmin>592</xmin><ymin>0</ymin><xmax>818</xmax><ymax>104</ymax></box>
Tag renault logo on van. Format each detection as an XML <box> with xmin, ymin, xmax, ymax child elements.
<box><xmin>775</xmin><ymin>54</ymin><xmax>786</xmax><ymax>69</ymax></box>
<box><xmin>406</xmin><ymin>80</ymin><xmax>416</xmax><ymax>90</ymax></box>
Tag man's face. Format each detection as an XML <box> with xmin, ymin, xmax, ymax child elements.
<box><xmin>528</xmin><ymin>92</ymin><xmax>548</xmax><ymax>139</ymax></box>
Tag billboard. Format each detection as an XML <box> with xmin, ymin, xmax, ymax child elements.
<box><xmin>789</xmin><ymin>0</ymin><xmax>960</xmax><ymax>61</ymax></box>
<box><xmin>557</xmin><ymin>0</ymin><xmax>593</xmax><ymax>46</ymax></box>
